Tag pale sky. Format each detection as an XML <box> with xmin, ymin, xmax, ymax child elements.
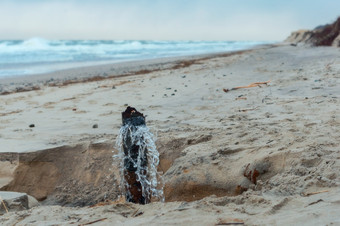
<box><xmin>0</xmin><ymin>0</ymin><xmax>339</xmax><ymax>41</ymax></box>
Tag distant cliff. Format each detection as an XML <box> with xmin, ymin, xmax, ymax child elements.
<box><xmin>285</xmin><ymin>16</ymin><xmax>340</xmax><ymax>47</ymax></box>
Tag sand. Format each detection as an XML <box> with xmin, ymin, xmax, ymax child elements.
<box><xmin>0</xmin><ymin>44</ymin><xmax>340</xmax><ymax>225</ymax></box>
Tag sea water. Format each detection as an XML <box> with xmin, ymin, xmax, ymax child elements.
<box><xmin>0</xmin><ymin>37</ymin><xmax>270</xmax><ymax>78</ymax></box>
<box><xmin>115</xmin><ymin>122</ymin><xmax>164</xmax><ymax>203</ymax></box>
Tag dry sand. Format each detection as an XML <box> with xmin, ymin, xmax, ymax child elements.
<box><xmin>0</xmin><ymin>44</ymin><xmax>340</xmax><ymax>225</ymax></box>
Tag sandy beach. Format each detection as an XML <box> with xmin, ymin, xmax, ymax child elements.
<box><xmin>1</xmin><ymin>44</ymin><xmax>340</xmax><ymax>225</ymax></box>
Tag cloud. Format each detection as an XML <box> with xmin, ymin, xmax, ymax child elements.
<box><xmin>0</xmin><ymin>0</ymin><xmax>337</xmax><ymax>41</ymax></box>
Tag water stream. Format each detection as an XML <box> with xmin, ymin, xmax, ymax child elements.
<box><xmin>115</xmin><ymin>122</ymin><xmax>164</xmax><ymax>203</ymax></box>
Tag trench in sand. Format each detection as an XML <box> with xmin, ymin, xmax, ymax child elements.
<box><xmin>0</xmin><ymin>134</ymin><xmax>293</xmax><ymax>207</ymax></box>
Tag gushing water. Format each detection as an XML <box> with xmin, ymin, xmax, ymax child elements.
<box><xmin>115</xmin><ymin>123</ymin><xmax>164</xmax><ymax>203</ymax></box>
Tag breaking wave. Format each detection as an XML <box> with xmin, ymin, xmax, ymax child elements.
<box><xmin>0</xmin><ymin>38</ymin><xmax>271</xmax><ymax>77</ymax></box>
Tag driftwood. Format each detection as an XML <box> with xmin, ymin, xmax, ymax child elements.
<box><xmin>223</xmin><ymin>80</ymin><xmax>270</xmax><ymax>93</ymax></box>
<box><xmin>80</xmin><ymin>218</ymin><xmax>107</xmax><ymax>225</ymax></box>
<box><xmin>121</xmin><ymin>106</ymin><xmax>150</xmax><ymax>204</ymax></box>
<box><xmin>0</xmin><ymin>196</ymin><xmax>9</xmax><ymax>213</ymax></box>
<box><xmin>301</xmin><ymin>190</ymin><xmax>329</xmax><ymax>197</ymax></box>
<box><xmin>216</xmin><ymin>218</ymin><xmax>245</xmax><ymax>225</ymax></box>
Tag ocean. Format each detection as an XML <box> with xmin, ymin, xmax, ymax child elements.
<box><xmin>0</xmin><ymin>38</ymin><xmax>269</xmax><ymax>78</ymax></box>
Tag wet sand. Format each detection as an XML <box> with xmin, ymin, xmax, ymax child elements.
<box><xmin>0</xmin><ymin>44</ymin><xmax>340</xmax><ymax>225</ymax></box>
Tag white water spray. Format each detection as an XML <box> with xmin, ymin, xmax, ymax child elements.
<box><xmin>115</xmin><ymin>123</ymin><xmax>164</xmax><ymax>203</ymax></box>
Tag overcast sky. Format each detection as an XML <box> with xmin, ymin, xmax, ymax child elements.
<box><xmin>0</xmin><ymin>0</ymin><xmax>339</xmax><ymax>41</ymax></box>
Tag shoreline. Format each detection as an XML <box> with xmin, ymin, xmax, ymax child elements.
<box><xmin>0</xmin><ymin>44</ymin><xmax>274</xmax><ymax>95</ymax></box>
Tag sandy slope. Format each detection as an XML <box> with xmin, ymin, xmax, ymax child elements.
<box><xmin>0</xmin><ymin>44</ymin><xmax>340</xmax><ymax>225</ymax></box>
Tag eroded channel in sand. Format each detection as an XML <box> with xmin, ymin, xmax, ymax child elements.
<box><xmin>0</xmin><ymin>143</ymin><xmax>118</xmax><ymax>206</ymax></box>
<box><xmin>0</xmin><ymin>135</ymin><xmax>292</xmax><ymax>207</ymax></box>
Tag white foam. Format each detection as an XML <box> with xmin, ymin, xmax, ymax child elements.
<box><xmin>0</xmin><ymin>38</ymin><xmax>272</xmax><ymax>77</ymax></box>
<box><xmin>115</xmin><ymin>123</ymin><xmax>164</xmax><ymax>203</ymax></box>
